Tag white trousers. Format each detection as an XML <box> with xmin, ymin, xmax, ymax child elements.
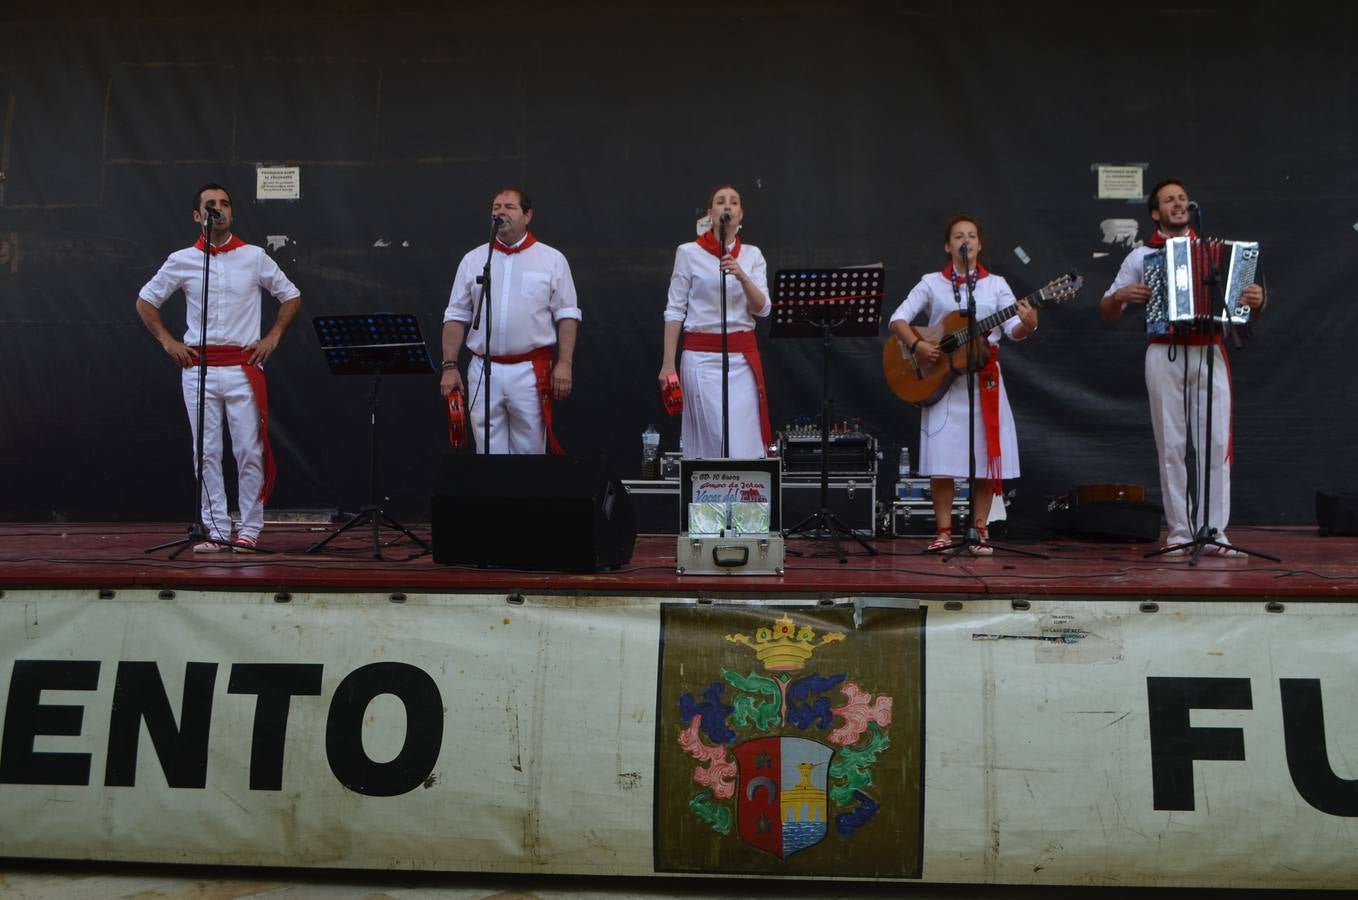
<box><xmin>679</xmin><ymin>350</ymin><xmax>765</xmax><ymax>459</ymax></box>
<box><xmin>181</xmin><ymin>366</ymin><xmax>264</xmax><ymax>541</ymax></box>
<box><xmin>1145</xmin><ymin>343</ymin><xmax>1232</xmax><ymax>546</ymax></box>
<box><xmin>467</xmin><ymin>356</ymin><xmax>545</xmax><ymax>455</ymax></box>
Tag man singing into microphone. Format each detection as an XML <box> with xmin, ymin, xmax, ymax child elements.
<box><xmin>136</xmin><ymin>183</ymin><xmax>302</xmax><ymax>551</ymax></box>
<box><xmin>1099</xmin><ymin>179</ymin><xmax>1265</xmax><ymax>556</ymax></box>
<box><xmin>439</xmin><ymin>188</ymin><xmax>580</xmax><ymax>454</ymax></box>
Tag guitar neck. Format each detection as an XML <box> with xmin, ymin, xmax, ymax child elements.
<box><xmin>971</xmin><ymin>289</ymin><xmax>1041</xmax><ymax>334</ymax></box>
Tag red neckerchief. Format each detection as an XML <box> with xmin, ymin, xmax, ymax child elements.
<box><xmin>942</xmin><ymin>262</ymin><xmax>989</xmax><ymax>282</ymax></box>
<box><xmin>194</xmin><ymin>234</ymin><xmax>247</xmax><ymax>255</ymax></box>
<box><xmin>1145</xmin><ymin>227</ymin><xmax>1197</xmax><ymax>248</ymax></box>
<box><xmin>695</xmin><ymin>230</ymin><xmax>741</xmax><ymax>259</ymax></box>
<box><xmin>494</xmin><ymin>232</ymin><xmax>538</xmax><ymax>255</ymax></box>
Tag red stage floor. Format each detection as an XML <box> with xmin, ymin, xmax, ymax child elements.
<box><xmin>0</xmin><ymin>523</ymin><xmax>1353</xmax><ymax>598</ymax></box>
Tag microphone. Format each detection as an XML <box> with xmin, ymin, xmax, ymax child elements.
<box><xmin>204</xmin><ymin>207</ymin><xmax>224</xmax><ymax>222</ymax></box>
<box><xmin>491</xmin><ymin>214</ymin><xmax>505</xmax><ymax>227</ymax></box>
<box><xmin>1186</xmin><ymin>201</ymin><xmax>1200</xmax><ymax>213</ymax></box>
<box><xmin>720</xmin><ymin>211</ymin><xmax>732</xmax><ymax>223</ymax></box>
<box><xmin>960</xmin><ymin>242</ymin><xmax>970</xmax><ymax>258</ymax></box>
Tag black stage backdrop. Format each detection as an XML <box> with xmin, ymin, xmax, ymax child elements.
<box><xmin>1</xmin><ymin>1</ymin><xmax>1354</xmax><ymax>523</ymax></box>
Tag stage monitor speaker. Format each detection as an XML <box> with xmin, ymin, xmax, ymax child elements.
<box><xmin>1316</xmin><ymin>491</ymin><xmax>1358</xmax><ymax>536</ymax></box>
<box><xmin>998</xmin><ymin>495</ymin><xmax>1054</xmax><ymax>543</ymax></box>
<box><xmin>432</xmin><ymin>454</ymin><xmax>636</xmax><ymax>572</ymax></box>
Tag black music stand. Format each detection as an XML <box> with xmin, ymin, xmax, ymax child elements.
<box><xmin>305</xmin><ymin>314</ymin><xmax>434</xmax><ymax>560</ymax></box>
<box><xmin>771</xmin><ymin>267</ymin><xmax>883</xmax><ymax>562</ymax></box>
<box><xmin>1143</xmin><ymin>217</ymin><xmax>1277</xmax><ymax>566</ymax></box>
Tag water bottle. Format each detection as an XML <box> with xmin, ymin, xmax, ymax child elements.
<box><xmin>641</xmin><ymin>424</ymin><xmax>661</xmax><ymax>479</ymax></box>
<box><xmin>898</xmin><ymin>446</ymin><xmax>912</xmax><ymax>478</ymax></box>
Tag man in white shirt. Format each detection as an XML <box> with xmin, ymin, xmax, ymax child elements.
<box><xmin>439</xmin><ymin>188</ymin><xmax>580</xmax><ymax>454</ymax></box>
<box><xmin>136</xmin><ymin>183</ymin><xmax>302</xmax><ymax>551</ymax></box>
<box><xmin>1099</xmin><ymin>178</ymin><xmax>1264</xmax><ymax>556</ymax></box>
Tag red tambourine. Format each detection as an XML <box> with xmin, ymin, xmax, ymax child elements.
<box><xmin>446</xmin><ymin>387</ymin><xmax>467</xmax><ymax>448</ymax></box>
<box><xmin>662</xmin><ymin>372</ymin><xmax>684</xmax><ymax>417</ymax></box>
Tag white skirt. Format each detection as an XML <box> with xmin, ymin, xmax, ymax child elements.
<box><xmin>917</xmin><ymin>364</ymin><xmax>1020</xmax><ymax>479</ymax></box>
<box><xmin>679</xmin><ymin>350</ymin><xmax>765</xmax><ymax>458</ymax></box>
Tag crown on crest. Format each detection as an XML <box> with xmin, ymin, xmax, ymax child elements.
<box><xmin>724</xmin><ymin>613</ymin><xmax>845</xmax><ymax>672</ymax></box>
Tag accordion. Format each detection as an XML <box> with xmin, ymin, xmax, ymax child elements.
<box><xmin>1144</xmin><ymin>236</ymin><xmax>1259</xmax><ymax>337</ymax></box>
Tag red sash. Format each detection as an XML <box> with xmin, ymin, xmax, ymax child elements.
<box><xmin>201</xmin><ymin>345</ymin><xmax>275</xmax><ymax>502</ymax></box>
<box><xmin>979</xmin><ymin>346</ymin><xmax>1003</xmax><ymax>491</ymax></box>
<box><xmin>473</xmin><ymin>345</ymin><xmax>564</xmax><ymax>454</ymax></box>
<box><xmin>681</xmin><ymin>330</ymin><xmax>772</xmax><ymax>450</ymax></box>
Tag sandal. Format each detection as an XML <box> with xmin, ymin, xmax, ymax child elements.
<box><xmin>928</xmin><ymin>529</ymin><xmax>953</xmax><ymax>551</ymax></box>
<box><xmin>971</xmin><ymin>525</ymin><xmax>993</xmax><ymax>556</ymax></box>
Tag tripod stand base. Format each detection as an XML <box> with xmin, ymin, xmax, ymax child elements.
<box><xmin>146</xmin><ymin>523</ymin><xmax>271</xmax><ymax>559</ymax></box>
<box><xmin>929</xmin><ymin>526</ymin><xmax>1048</xmax><ymax>562</ymax></box>
<box><xmin>784</xmin><ymin>508</ymin><xmax>878</xmax><ymax>563</ymax></box>
<box><xmin>1146</xmin><ymin>527</ymin><xmax>1280</xmax><ymax>565</ymax></box>
<box><xmin>305</xmin><ymin>505</ymin><xmax>431</xmax><ymax>561</ymax></box>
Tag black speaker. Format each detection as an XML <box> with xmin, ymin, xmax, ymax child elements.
<box><xmin>1050</xmin><ymin>501</ymin><xmax>1163</xmax><ymax>543</ymax></box>
<box><xmin>999</xmin><ymin>495</ymin><xmax>1055</xmax><ymax>543</ymax></box>
<box><xmin>1316</xmin><ymin>491</ymin><xmax>1358</xmax><ymax>536</ymax></box>
<box><xmin>432</xmin><ymin>454</ymin><xmax>636</xmax><ymax>572</ymax></box>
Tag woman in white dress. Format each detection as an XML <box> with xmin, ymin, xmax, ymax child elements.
<box><xmin>888</xmin><ymin>215</ymin><xmax>1038</xmax><ymax>552</ymax></box>
<box><xmin>657</xmin><ymin>184</ymin><xmax>772</xmax><ymax>458</ymax></box>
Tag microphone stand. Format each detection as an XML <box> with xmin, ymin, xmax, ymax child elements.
<box><xmin>935</xmin><ymin>245</ymin><xmax>1044</xmax><ymax>562</ymax></box>
<box><xmin>147</xmin><ymin>212</ymin><xmax>263</xmax><ymax>556</ymax></box>
<box><xmin>471</xmin><ymin>217</ymin><xmax>498</xmax><ymax>455</ymax></box>
<box><xmin>718</xmin><ymin>215</ymin><xmax>730</xmax><ymax>459</ymax></box>
<box><xmin>1145</xmin><ymin>205</ymin><xmax>1276</xmax><ymax>565</ymax></box>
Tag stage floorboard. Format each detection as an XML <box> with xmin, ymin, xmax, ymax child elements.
<box><xmin>0</xmin><ymin>523</ymin><xmax>1352</xmax><ymax>599</ymax></box>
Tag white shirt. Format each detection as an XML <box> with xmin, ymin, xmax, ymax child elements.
<box><xmin>664</xmin><ymin>241</ymin><xmax>770</xmax><ymax>333</ymax></box>
<box><xmin>889</xmin><ymin>270</ymin><xmax>1024</xmax><ymax>344</ymax></box>
<box><xmin>443</xmin><ymin>238</ymin><xmax>581</xmax><ymax>357</ymax></box>
<box><xmin>1103</xmin><ymin>244</ymin><xmax>1157</xmax><ymax>311</ymax></box>
<box><xmin>138</xmin><ymin>241</ymin><xmax>300</xmax><ymax>346</ymax></box>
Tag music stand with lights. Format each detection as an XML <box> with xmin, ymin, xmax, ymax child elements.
<box><xmin>305</xmin><ymin>313</ymin><xmax>434</xmax><ymax>560</ymax></box>
<box><xmin>770</xmin><ymin>266</ymin><xmax>884</xmax><ymax>562</ymax></box>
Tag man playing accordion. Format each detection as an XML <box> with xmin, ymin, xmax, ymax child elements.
<box><xmin>1098</xmin><ymin>179</ymin><xmax>1265</xmax><ymax>557</ymax></box>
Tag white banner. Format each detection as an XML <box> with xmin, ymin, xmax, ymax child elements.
<box><xmin>1</xmin><ymin>591</ymin><xmax>1356</xmax><ymax>888</ymax></box>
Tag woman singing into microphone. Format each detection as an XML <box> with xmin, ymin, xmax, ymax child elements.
<box><xmin>658</xmin><ymin>184</ymin><xmax>772</xmax><ymax>458</ymax></box>
<box><xmin>888</xmin><ymin>214</ymin><xmax>1038</xmax><ymax>553</ymax></box>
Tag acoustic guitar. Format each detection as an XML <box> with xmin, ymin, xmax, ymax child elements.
<box><xmin>883</xmin><ymin>272</ymin><xmax>1083</xmax><ymax>408</ymax></box>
